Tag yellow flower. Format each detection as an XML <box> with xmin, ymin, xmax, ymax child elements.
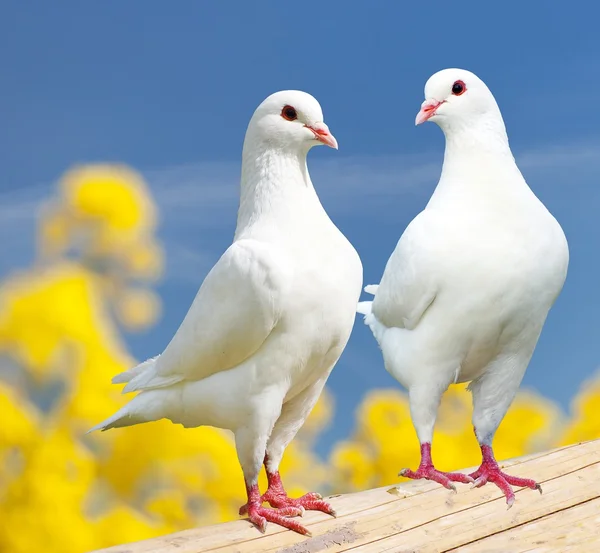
<box><xmin>93</xmin><ymin>506</ymin><xmax>161</xmax><ymax>550</ymax></box>
<box><xmin>145</xmin><ymin>489</ymin><xmax>194</xmax><ymax>529</ymax></box>
<box><xmin>0</xmin><ymin>383</ymin><xmax>41</xmax><ymax>487</ymax></box>
<box><xmin>95</xmin><ymin>422</ymin><xmax>238</xmax><ymax>501</ymax></box>
<box><xmin>0</xmin><ymin>382</ymin><xmax>40</xmax><ymax>451</ymax></box>
<box><xmin>330</xmin><ymin>441</ymin><xmax>375</xmax><ymax>491</ymax></box>
<box><xmin>61</xmin><ymin>164</ymin><xmax>155</xmax><ymax>233</ymax></box>
<box><xmin>0</xmin><ymin>428</ymin><xmax>97</xmax><ymax>553</ymax></box>
<box><xmin>357</xmin><ymin>388</ymin><xmax>413</xmax><ymax>448</ymax></box>
<box><xmin>0</xmin><ymin>263</ymin><xmax>126</xmax><ymax>379</ymax></box>
<box><xmin>62</xmin><ymin>348</ymin><xmax>130</xmax><ymax>428</ymax></box>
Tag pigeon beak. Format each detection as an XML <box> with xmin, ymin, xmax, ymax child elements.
<box><xmin>415</xmin><ymin>99</ymin><xmax>445</xmax><ymax>125</ymax></box>
<box><xmin>305</xmin><ymin>123</ymin><xmax>338</xmax><ymax>150</ymax></box>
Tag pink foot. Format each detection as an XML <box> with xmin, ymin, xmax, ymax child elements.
<box><xmin>239</xmin><ymin>483</ymin><xmax>309</xmax><ymax>535</ymax></box>
<box><xmin>263</xmin><ymin>470</ymin><xmax>336</xmax><ymax>516</ymax></box>
<box><xmin>469</xmin><ymin>445</ymin><xmax>542</xmax><ymax>508</ymax></box>
<box><xmin>399</xmin><ymin>443</ymin><xmax>474</xmax><ymax>491</ymax></box>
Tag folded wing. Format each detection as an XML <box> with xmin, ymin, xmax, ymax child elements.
<box><xmin>372</xmin><ymin>212</ymin><xmax>439</xmax><ymax>331</ymax></box>
<box><xmin>121</xmin><ymin>239</ymin><xmax>289</xmax><ymax>393</ymax></box>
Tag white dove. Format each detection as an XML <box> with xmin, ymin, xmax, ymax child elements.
<box><xmin>90</xmin><ymin>90</ymin><xmax>363</xmax><ymax>535</ymax></box>
<box><xmin>358</xmin><ymin>69</ymin><xmax>568</xmax><ymax>506</ymax></box>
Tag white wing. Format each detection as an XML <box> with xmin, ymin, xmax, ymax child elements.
<box><xmin>372</xmin><ymin>211</ymin><xmax>440</xmax><ymax>330</ymax></box>
<box><xmin>123</xmin><ymin>239</ymin><xmax>290</xmax><ymax>392</ymax></box>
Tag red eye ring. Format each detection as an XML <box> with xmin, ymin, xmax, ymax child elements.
<box><xmin>451</xmin><ymin>80</ymin><xmax>466</xmax><ymax>96</ymax></box>
<box><xmin>281</xmin><ymin>105</ymin><xmax>298</xmax><ymax>121</ymax></box>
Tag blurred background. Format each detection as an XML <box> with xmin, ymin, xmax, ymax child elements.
<box><xmin>1</xmin><ymin>2</ymin><xmax>599</xmax><ymax>552</ymax></box>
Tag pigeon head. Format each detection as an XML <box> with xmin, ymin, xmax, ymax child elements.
<box><xmin>246</xmin><ymin>90</ymin><xmax>338</xmax><ymax>152</ymax></box>
<box><xmin>415</xmin><ymin>69</ymin><xmax>503</xmax><ymax>132</ymax></box>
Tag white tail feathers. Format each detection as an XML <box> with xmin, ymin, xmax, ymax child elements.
<box><xmin>87</xmin><ymin>399</ymin><xmax>153</xmax><ymax>433</ymax></box>
<box><xmin>356</xmin><ymin>300</ymin><xmax>372</xmax><ymax>316</ymax></box>
<box><xmin>357</xmin><ymin>283</ymin><xmax>379</xmax><ymax>316</ymax></box>
<box><xmin>110</xmin><ymin>355</ymin><xmax>183</xmax><ymax>394</ymax></box>
<box><xmin>87</xmin><ymin>405</ymin><xmax>141</xmax><ymax>433</ymax></box>
<box><xmin>357</xmin><ymin>285</ymin><xmax>387</xmax><ymax>347</ymax></box>
<box><xmin>364</xmin><ymin>284</ymin><xmax>379</xmax><ymax>296</ymax></box>
<box><xmin>122</xmin><ymin>369</ymin><xmax>182</xmax><ymax>395</ymax></box>
<box><xmin>112</xmin><ymin>356</ymin><xmax>160</xmax><ymax>384</ymax></box>
<box><xmin>87</xmin><ymin>388</ymin><xmax>175</xmax><ymax>433</ymax></box>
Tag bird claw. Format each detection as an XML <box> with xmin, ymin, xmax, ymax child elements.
<box><xmin>468</xmin><ymin>459</ymin><xmax>541</xmax><ymax>507</ymax></box>
<box><xmin>536</xmin><ymin>483</ymin><xmax>543</xmax><ymax>495</ymax></box>
<box><xmin>265</xmin><ymin>493</ymin><xmax>336</xmax><ymax>517</ymax></box>
<box><xmin>244</xmin><ymin>503</ymin><xmax>309</xmax><ymax>536</ymax></box>
<box><xmin>471</xmin><ymin>476</ymin><xmax>486</xmax><ymax>489</ymax></box>
<box><xmin>262</xmin><ymin>484</ymin><xmax>335</xmax><ymax>517</ymax></box>
<box><xmin>399</xmin><ymin>465</ymin><xmax>472</xmax><ymax>491</ymax></box>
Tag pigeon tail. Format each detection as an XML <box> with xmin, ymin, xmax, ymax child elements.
<box><xmin>364</xmin><ymin>284</ymin><xmax>379</xmax><ymax>296</ymax></box>
<box><xmin>359</xmin><ymin>307</ymin><xmax>387</xmax><ymax>347</ymax></box>
<box><xmin>87</xmin><ymin>405</ymin><xmax>143</xmax><ymax>433</ymax></box>
<box><xmin>87</xmin><ymin>388</ymin><xmax>175</xmax><ymax>433</ymax></box>
<box><xmin>357</xmin><ymin>283</ymin><xmax>379</xmax><ymax>315</ymax></box>
<box><xmin>112</xmin><ymin>355</ymin><xmax>160</xmax><ymax>384</ymax></box>
<box><xmin>120</xmin><ymin>358</ymin><xmax>183</xmax><ymax>394</ymax></box>
<box><xmin>356</xmin><ymin>300</ymin><xmax>372</xmax><ymax>316</ymax></box>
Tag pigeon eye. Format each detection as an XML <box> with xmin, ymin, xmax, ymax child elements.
<box><xmin>451</xmin><ymin>80</ymin><xmax>466</xmax><ymax>96</ymax></box>
<box><xmin>281</xmin><ymin>105</ymin><xmax>298</xmax><ymax>121</ymax></box>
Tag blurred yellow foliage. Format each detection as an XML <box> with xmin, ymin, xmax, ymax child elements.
<box><xmin>559</xmin><ymin>372</ymin><xmax>600</xmax><ymax>445</ymax></box>
<box><xmin>0</xmin><ymin>163</ymin><xmax>597</xmax><ymax>552</ymax></box>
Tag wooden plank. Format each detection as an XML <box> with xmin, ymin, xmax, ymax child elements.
<box><xmin>208</xmin><ymin>440</ymin><xmax>599</xmax><ymax>553</ymax></box>
<box><xmin>91</xmin><ymin>440</ymin><xmax>599</xmax><ymax>553</ymax></box>
<box><xmin>355</xmin><ymin>459</ymin><xmax>600</xmax><ymax>552</ymax></box>
<box><xmin>448</xmin><ymin>497</ymin><xmax>600</xmax><ymax>553</ymax></box>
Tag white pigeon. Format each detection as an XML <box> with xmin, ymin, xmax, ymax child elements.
<box><xmin>357</xmin><ymin>68</ymin><xmax>568</xmax><ymax>507</ymax></box>
<box><xmin>90</xmin><ymin>90</ymin><xmax>363</xmax><ymax>535</ymax></box>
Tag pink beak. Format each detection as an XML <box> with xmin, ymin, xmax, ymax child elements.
<box><xmin>415</xmin><ymin>99</ymin><xmax>445</xmax><ymax>126</ymax></box>
<box><xmin>305</xmin><ymin>123</ymin><xmax>338</xmax><ymax>150</ymax></box>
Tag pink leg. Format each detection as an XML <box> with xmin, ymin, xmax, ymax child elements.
<box><xmin>469</xmin><ymin>445</ymin><xmax>542</xmax><ymax>508</ymax></box>
<box><xmin>239</xmin><ymin>482</ymin><xmax>308</xmax><ymax>535</ymax></box>
<box><xmin>399</xmin><ymin>443</ymin><xmax>474</xmax><ymax>491</ymax></box>
<box><xmin>262</xmin><ymin>468</ymin><xmax>336</xmax><ymax>516</ymax></box>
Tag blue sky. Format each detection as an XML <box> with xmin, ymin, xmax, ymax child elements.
<box><xmin>1</xmin><ymin>2</ymin><xmax>599</xmax><ymax>452</ymax></box>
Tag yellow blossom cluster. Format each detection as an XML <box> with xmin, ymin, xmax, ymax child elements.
<box><xmin>0</xmin><ymin>163</ymin><xmax>597</xmax><ymax>552</ymax></box>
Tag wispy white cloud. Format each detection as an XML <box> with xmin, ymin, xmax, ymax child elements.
<box><xmin>517</xmin><ymin>142</ymin><xmax>600</xmax><ymax>172</ymax></box>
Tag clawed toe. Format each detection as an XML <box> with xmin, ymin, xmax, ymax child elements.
<box><xmin>468</xmin><ymin>445</ymin><xmax>543</xmax><ymax>506</ymax></box>
<box><xmin>266</xmin><ymin>494</ymin><xmax>335</xmax><ymax>516</ymax></box>
<box><xmin>400</xmin><ymin>465</ymin><xmax>472</xmax><ymax>491</ymax></box>
<box><xmin>469</xmin><ymin>464</ymin><xmax>541</xmax><ymax>506</ymax></box>
<box><xmin>246</xmin><ymin>504</ymin><xmax>310</xmax><ymax>536</ymax></box>
<box><xmin>535</xmin><ymin>483</ymin><xmax>543</xmax><ymax>494</ymax></box>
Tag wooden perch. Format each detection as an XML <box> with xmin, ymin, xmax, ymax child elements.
<box><xmin>93</xmin><ymin>439</ymin><xmax>600</xmax><ymax>553</ymax></box>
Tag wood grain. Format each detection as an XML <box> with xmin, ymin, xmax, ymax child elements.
<box><xmin>91</xmin><ymin>440</ymin><xmax>600</xmax><ymax>553</ymax></box>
